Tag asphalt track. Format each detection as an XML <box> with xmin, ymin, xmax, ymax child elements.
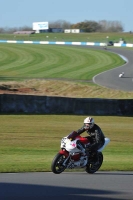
<box><xmin>0</xmin><ymin>171</ymin><xmax>133</xmax><ymax>200</ymax></box>
<box><xmin>93</xmin><ymin>47</ymin><xmax>133</xmax><ymax>91</ymax></box>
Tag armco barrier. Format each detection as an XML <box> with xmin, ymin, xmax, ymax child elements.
<box><xmin>0</xmin><ymin>40</ymin><xmax>133</xmax><ymax>47</ymax></box>
<box><xmin>0</xmin><ymin>40</ymin><xmax>103</xmax><ymax>46</ymax></box>
<box><xmin>0</xmin><ymin>94</ymin><xmax>133</xmax><ymax>115</ymax></box>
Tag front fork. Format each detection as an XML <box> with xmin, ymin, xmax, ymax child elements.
<box><xmin>59</xmin><ymin>149</ymin><xmax>70</xmax><ymax>167</ymax></box>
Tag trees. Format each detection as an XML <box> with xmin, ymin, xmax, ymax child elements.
<box><xmin>71</xmin><ymin>20</ymin><xmax>101</xmax><ymax>32</ymax></box>
<box><xmin>71</xmin><ymin>20</ymin><xmax>124</xmax><ymax>32</ymax></box>
<box><xmin>49</xmin><ymin>20</ymin><xmax>71</xmax><ymax>29</ymax></box>
<box><xmin>98</xmin><ymin>20</ymin><xmax>124</xmax><ymax>32</ymax></box>
<box><xmin>0</xmin><ymin>26</ymin><xmax>32</xmax><ymax>33</ymax></box>
<box><xmin>0</xmin><ymin>20</ymin><xmax>124</xmax><ymax>33</ymax></box>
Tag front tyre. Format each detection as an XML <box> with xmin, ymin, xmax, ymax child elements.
<box><xmin>86</xmin><ymin>152</ymin><xmax>103</xmax><ymax>174</ymax></box>
<box><xmin>51</xmin><ymin>153</ymin><xmax>67</xmax><ymax>174</ymax></box>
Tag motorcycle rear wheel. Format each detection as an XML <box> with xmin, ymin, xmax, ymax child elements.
<box><xmin>51</xmin><ymin>153</ymin><xmax>67</xmax><ymax>174</ymax></box>
<box><xmin>86</xmin><ymin>152</ymin><xmax>103</xmax><ymax>174</ymax></box>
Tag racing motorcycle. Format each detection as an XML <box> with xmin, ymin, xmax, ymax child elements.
<box><xmin>51</xmin><ymin>135</ymin><xmax>110</xmax><ymax>174</ymax></box>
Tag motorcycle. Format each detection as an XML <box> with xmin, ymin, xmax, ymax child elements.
<box><xmin>51</xmin><ymin>135</ymin><xmax>110</xmax><ymax>174</ymax></box>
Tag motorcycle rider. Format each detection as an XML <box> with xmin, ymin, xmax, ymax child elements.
<box><xmin>67</xmin><ymin>116</ymin><xmax>105</xmax><ymax>162</ymax></box>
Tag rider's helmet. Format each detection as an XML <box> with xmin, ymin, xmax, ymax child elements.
<box><xmin>84</xmin><ymin>116</ymin><xmax>94</xmax><ymax>129</ymax></box>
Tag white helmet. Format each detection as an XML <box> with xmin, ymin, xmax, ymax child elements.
<box><xmin>84</xmin><ymin>116</ymin><xmax>94</xmax><ymax>129</ymax></box>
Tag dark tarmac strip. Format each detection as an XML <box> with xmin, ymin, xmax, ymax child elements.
<box><xmin>93</xmin><ymin>47</ymin><xmax>133</xmax><ymax>91</ymax></box>
<box><xmin>0</xmin><ymin>171</ymin><xmax>133</xmax><ymax>200</ymax></box>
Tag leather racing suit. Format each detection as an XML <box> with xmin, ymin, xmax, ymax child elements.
<box><xmin>67</xmin><ymin>123</ymin><xmax>105</xmax><ymax>153</ymax></box>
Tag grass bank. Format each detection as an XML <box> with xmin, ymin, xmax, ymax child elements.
<box><xmin>0</xmin><ymin>115</ymin><xmax>133</xmax><ymax>172</ymax></box>
<box><xmin>0</xmin><ymin>32</ymin><xmax>133</xmax><ymax>43</ymax></box>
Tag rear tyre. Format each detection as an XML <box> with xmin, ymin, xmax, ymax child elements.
<box><xmin>86</xmin><ymin>152</ymin><xmax>103</xmax><ymax>174</ymax></box>
<box><xmin>51</xmin><ymin>153</ymin><xmax>67</xmax><ymax>174</ymax></box>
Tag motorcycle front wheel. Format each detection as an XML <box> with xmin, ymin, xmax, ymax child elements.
<box><xmin>86</xmin><ymin>152</ymin><xmax>103</xmax><ymax>174</ymax></box>
<box><xmin>51</xmin><ymin>153</ymin><xmax>67</xmax><ymax>174</ymax></box>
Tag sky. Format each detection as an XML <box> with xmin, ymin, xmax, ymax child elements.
<box><xmin>0</xmin><ymin>0</ymin><xmax>133</xmax><ymax>32</ymax></box>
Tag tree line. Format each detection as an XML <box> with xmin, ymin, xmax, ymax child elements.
<box><xmin>0</xmin><ymin>20</ymin><xmax>124</xmax><ymax>33</ymax></box>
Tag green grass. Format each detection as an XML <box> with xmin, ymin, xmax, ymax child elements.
<box><xmin>0</xmin><ymin>32</ymin><xmax>133</xmax><ymax>43</ymax></box>
<box><xmin>0</xmin><ymin>115</ymin><xmax>133</xmax><ymax>172</ymax></box>
<box><xmin>0</xmin><ymin>43</ymin><xmax>125</xmax><ymax>80</ymax></box>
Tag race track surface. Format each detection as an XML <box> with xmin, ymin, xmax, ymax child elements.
<box><xmin>0</xmin><ymin>171</ymin><xmax>133</xmax><ymax>200</ymax></box>
<box><xmin>93</xmin><ymin>47</ymin><xmax>133</xmax><ymax>91</ymax></box>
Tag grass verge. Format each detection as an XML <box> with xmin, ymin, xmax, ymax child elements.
<box><xmin>1</xmin><ymin>32</ymin><xmax>133</xmax><ymax>43</ymax></box>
